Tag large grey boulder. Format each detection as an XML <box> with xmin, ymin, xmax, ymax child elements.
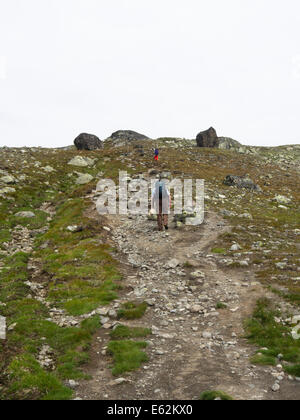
<box><xmin>107</xmin><ymin>130</ymin><xmax>149</xmax><ymax>147</ymax></box>
<box><xmin>196</xmin><ymin>128</ymin><xmax>242</xmax><ymax>150</ymax></box>
<box><xmin>223</xmin><ymin>175</ymin><xmax>262</xmax><ymax>192</ymax></box>
<box><xmin>74</xmin><ymin>133</ymin><xmax>103</xmax><ymax>151</ymax></box>
<box><xmin>196</xmin><ymin>127</ymin><xmax>219</xmax><ymax>148</ymax></box>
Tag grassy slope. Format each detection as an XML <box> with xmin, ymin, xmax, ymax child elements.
<box><xmin>0</xmin><ymin>141</ymin><xmax>299</xmax><ymax>399</ymax></box>
<box><xmin>0</xmin><ymin>147</ymin><xmax>126</xmax><ymax>399</ymax></box>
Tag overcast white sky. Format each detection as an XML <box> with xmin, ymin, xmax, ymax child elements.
<box><xmin>0</xmin><ymin>0</ymin><xmax>300</xmax><ymax>147</ymax></box>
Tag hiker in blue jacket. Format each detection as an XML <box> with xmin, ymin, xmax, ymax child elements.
<box><xmin>151</xmin><ymin>176</ymin><xmax>170</xmax><ymax>231</ymax></box>
<box><xmin>154</xmin><ymin>147</ymin><xmax>159</xmax><ymax>161</ymax></box>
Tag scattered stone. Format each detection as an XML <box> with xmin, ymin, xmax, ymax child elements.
<box><xmin>230</xmin><ymin>243</ymin><xmax>241</xmax><ymax>251</ymax></box>
<box><xmin>271</xmin><ymin>383</ymin><xmax>280</xmax><ymax>392</ymax></box>
<box><xmin>273</xmin><ymin>195</ymin><xmax>292</xmax><ymax>205</ymax></box>
<box><xmin>185</xmin><ymin>217</ymin><xmax>204</xmax><ymax>226</ymax></box>
<box><xmin>190</xmin><ymin>271</ymin><xmax>205</xmax><ymax>280</ymax></box>
<box><xmin>238</xmin><ymin>212</ymin><xmax>253</xmax><ymax>219</ymax></box>
<box><xmin>167</xmin><ymin>259</ymin><xmax>180</xmax><ymax>269</ymax></box>
<box><xmin>0</xmin><ymin>175</ymin><xmax>16</xmax><ymax>185</ymax></box>
<box><xmin>190</xmin><ymin>305</ymin><xmax>202</xmax><ymax>313</ymax></box>
<box><xmin>66</xmin><ymin>225</ymin><xmax>83</xmax><ymax>233</ymax></box>
<box><xmin>76</xmin><ymin>174</ymin><xmax>94</xmax><ymax>185</ymax></box>
<box><xmin>239</xmin><ymin>260</ymin><xmax>249</xmax><ymax>267</ymax></box>
<box><xmin>275</xmin><ymin>262</ymin><xmax>287</xmax><ymax>270</ymax></box>
<box><xmin>68</xmin><ymin>380</ymin><xmax>79</xmax><ymax>389</ymax></box>
<box><xmin>43</xmin><ymin>166</ymin><xmax>55</xmax><ymax>173</ymax></box>
<box><xmin>109</xmin><ymin>378</ymin><xmax>129</xmax><ymax>386</ymax></box>
<box><xmin>202</xmin><ymin>332</ymin><xmax>212</xmax><ymax>339</ymax></box>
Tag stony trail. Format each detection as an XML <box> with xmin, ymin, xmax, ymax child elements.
<box><xmin>76</xmin><ymin>200</ymin><xmax>298</xmax><ymax>400</ymax></box>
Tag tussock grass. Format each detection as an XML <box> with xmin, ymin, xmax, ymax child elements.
<box><xmin>200</xmin><ymin>390</ymin><xmax>234</xmax><ymax>400</ymax></box>
<box><xmin>216</xmin><ymin>302</ymin><xmax>227</xmax><ymax>310</ymax></box>
<box><xmin>211</xmin><ymin>248</ymin><xmax>226</xmax><ymax>254</ymax></box>
<box><xmin>118</xmin><ymin>302</ymin><xmax>148</xmax><ymax>320</ymax></box>
<box><xmin>110</xmin><ymin>325</ymin><xmax>151</xmax><ymax>339</ymax></box>
<box><xmin>7</xmin><ymin>354</ymin><xmax>72</xmax><ymax>401</ymax></box>
<box><xmin>0</xmin><ymin>252</ymin><xmax>102</xmax><ymax>400</ymax></box>
<box><xmin>108</xmin><ymin>340</ymin><xmax>148</xmax><ymax>376</ymax></box>
<box><xmin>245</xmin><ymin>299</ymin><xmax>300</xmax><ymax>374</ymax></box>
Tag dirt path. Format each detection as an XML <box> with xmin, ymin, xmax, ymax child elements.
<box><xmin>76</xmin><ymin>202</ymin><xmax>298</xmax><ymax>400</ymax></box>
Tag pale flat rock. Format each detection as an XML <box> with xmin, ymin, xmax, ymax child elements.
<box><xmin>68</xmin><ymin>156</ymin><xmax>96</xmax><ymax>167</ymax></box>
<box><xmin>15</xmin><ymin>211</ymin><xmax>35</xmax><ymax>218</ymax></box>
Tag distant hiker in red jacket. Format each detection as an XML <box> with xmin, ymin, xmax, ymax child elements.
<box><xmin>154</xmin><ymin>147</ymin><xmax>159</xmax><ymax>161</ymax></box>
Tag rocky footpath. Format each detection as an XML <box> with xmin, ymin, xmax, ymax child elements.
<box><xmin>75</xmin><ymin>181</ymin><xmax>300</xmax><ymax>400</ymax></box>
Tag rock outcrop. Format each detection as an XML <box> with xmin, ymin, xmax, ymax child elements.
<box><xmin>218</xmin><ymin>137</ymin><xmax>242</xmax><ymax>150</ymax></box>
<box><xmin>74</xmin><ymin>133</ymin><xmax>103</xmax><ymax>151</ymax></box>
<box><xmin>107</xmin><ymin>130</ymin><xmax>149</xmax><ymax>147</ymax></box>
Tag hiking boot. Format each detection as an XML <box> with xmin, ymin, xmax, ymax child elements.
<box><xmin>164</xmin><ymin>225</ymin><xmax>169</xmax><ymax>230</ymax></box>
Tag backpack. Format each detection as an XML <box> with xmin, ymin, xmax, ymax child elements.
<box><xmin>158</xmin><ymin>181</ymin><xmax>167</xmax><ymax>198</ymax></box>
<box><xmin>159</xmin><ymin>184</ymin><xmax>163</xmax><ymax>198</ymax></box>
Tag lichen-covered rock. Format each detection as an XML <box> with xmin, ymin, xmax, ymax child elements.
<box><xmin>223</xmin><ymin>175</ymin><xmax>262</xmax><ymax>192</ymax></box>
<box><xmin>68</xmin><ymin>156</ymin><xmax>96</xmax><ymax>167</ymax></box>
<box><xmin>74</xmin><ymin>133</ymin><xmax>103</xmax><ymax>151</ymax></box>
<box><xmin>218</xmin><ymin>137</ymin><xmax>242</xmax><ymax>150</ymax></box>
<box><xmin>76</xmin><ymin>173</ymin><xmax>94</xmax><ymax>185</ymax></box>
